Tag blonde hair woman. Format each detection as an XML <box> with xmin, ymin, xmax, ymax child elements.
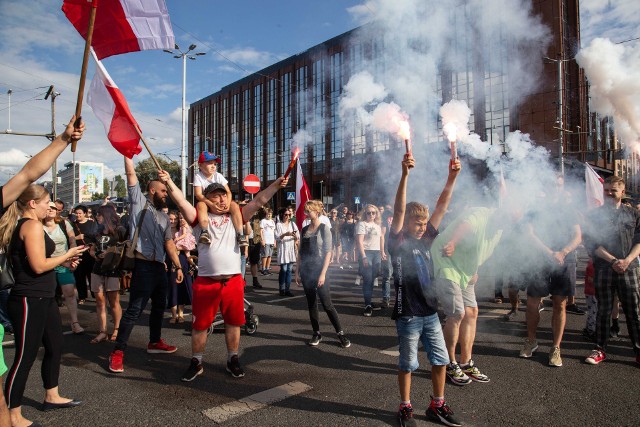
<box><xmin>1</xmin><ymin>185</ymin><xmax>87</xmax><ymax>427</ymax></box>
<box><xmin>295</xmin><ymin>200</ymin><xmax>350</xmax><ymax>348</ymax></box>
<box><xmin>356</xmin><ymin>204</ymin><xmax>386</xmax><ymax>317</ymax></box>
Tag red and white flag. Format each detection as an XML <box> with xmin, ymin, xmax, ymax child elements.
<box><xmin>295</xmin><ymin>161</ymin><xmax>311</xmax><ymax>230</ymax></box>
<box><xmin>88</xmin><ymin>50</ymin><xmax>142</xmax><ymax>158</ymax></box>
<box><xmin>585</xmin><ymin>163</ymin><xmax>604</xmax><ymax>209</ymax></box>
<box><xmin>62</xmin><ymin>0</ymin><xmax>175</xmax><ymax>60</ymax></box>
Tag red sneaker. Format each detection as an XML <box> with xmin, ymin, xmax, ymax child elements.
<box><xmin>585</xmin><ymin>348</ymin><xmax>606</xmax><ymax>365</ymax></box>
<box><xmin>109</xmin><ymin>350</ymin><xmax>124</xmax><ymax>373</ymax></box>
<box><xmin>147</xmin><ymin>339</ymin><xmax>177</xmax><ymax>354</ymax></box>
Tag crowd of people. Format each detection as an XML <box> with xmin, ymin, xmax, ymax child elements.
<box><xmin>0</xmin><ymin>121</ymin><xmax>639</xmax><ymax>427</ymax></box>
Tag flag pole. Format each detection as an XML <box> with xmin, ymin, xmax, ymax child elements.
<box><xmin>71</xmin><ymin>0</ymin><xmax>98</xmax><ymax>152</ymax></box>
<box><xmin>133</xmin><ymin>125</ymin><xmax>174</xmax><ymax>193</ymax></box>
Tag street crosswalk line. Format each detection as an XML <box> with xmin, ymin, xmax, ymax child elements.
<box><xmin>202</xmin><ymin>381</ymin><xmax>312</xmax><ymax>423</ymax></box>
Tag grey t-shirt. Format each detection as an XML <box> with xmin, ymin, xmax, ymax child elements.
<box><xmin>128</xmin><ymin>184</ymin><xmax>172</xmax><ymax>262</ymax></box>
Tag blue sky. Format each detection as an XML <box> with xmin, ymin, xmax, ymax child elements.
<box><xmin>0</xmin><ymin>0</ymin><xmax>637</xmax><ymax>181</ymax></box>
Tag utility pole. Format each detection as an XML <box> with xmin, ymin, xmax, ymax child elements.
<box><xmin>44</xmin><ymin>86</ymin><xmax>60</xmax><ymax>198</ymax></box>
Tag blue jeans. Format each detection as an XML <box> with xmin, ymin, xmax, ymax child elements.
<box><xmin>360</xmin><ymin>250</ymin><xmax>382</xmax><ymax>306</ymax></box>
<box><xmin>381</xmin><ymin>253</ymin><xmax>392</xmax><ymax>301</ymax></box>
<box><xmin>240</xmin><ymin>254</ymin><xmax>247</xmax><ymax>280</ymax></box>
<box><xmin>279</xmin><ymin>262</ymin><xmax>294</xmax><ymax>292</ymax></box>
<box><xmin>396</xmin><ymin>313</ymin><xmax>449</xmax><ymax>371</ymax></box>
<box><xmin>115</xmin><ymin>260</ymin><xmax>168</xmax><ymax>351</ymax></box>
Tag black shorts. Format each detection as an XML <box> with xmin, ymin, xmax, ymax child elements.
<box><xmin>248</xmin><ymin>242</ymin><xmax>261</xmax><ymax>265</ymax></box>
<box><xmin>526</xmin><ymin>266</ymin><xmax>573</xmax><ymax>298</ymax></box>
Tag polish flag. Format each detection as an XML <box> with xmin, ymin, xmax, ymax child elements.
<box><xmin>295</xmin><ymin>161</ymin><xmax>311</xmax><ymax>230</ymax></box>
<box><xmin>585</xmin><ymin>163</ymin><xmax>604</xmax><ymax>209</ymax></box>
<box><xmin>62</xmin><ymin>0</ymin><xmax>175</xmax><ymax>60</ymax></box>
<box><xmin>87</xmin><ymin>50</ymin><xmax>142</xmax><ymax>158</ymax></box>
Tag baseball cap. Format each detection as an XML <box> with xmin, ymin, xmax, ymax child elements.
<box><xmin>198</xmin><ymin>152</ymin><xmax>221</xmax><ymax>164</ymax></box>
<box><xmin>203</xmin><ymin>183</ymin><xmax>227</xmax><ymax>196</ymax></box>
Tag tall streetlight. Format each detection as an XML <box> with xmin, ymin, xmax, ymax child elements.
<box><xmin>164</xmin><ymin>43</ymin><xmax>206</xmax><ymax>194</ymax></box>
<box><xmin>544</xmin><ymin>56</ymin><xmax>574</xmax><ymax>176</ymax></box>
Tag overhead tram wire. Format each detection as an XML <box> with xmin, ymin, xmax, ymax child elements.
<box><xmin>170</xmin><ymin>22</ymin><xmax>346</xmax><ymax>108</ymax></box>
<box><xmin>0</xmin><ymin>63</ymin><xmax>181</xmax><ymax>134</ymax></box>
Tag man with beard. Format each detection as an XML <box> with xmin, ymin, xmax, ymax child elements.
<box><xmin>108</xmin><ymin>157</ymin><xmax>184</xmax><ymax>373</ymax></box>
<box><xmin>583</xmin><ymin>176</ymin><xmax>640</xmax><ymax>366</ymax></box>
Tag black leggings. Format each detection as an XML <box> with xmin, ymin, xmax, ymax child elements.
<box><xmin>4</xmin><ymin>296</ymin><xmax>63</xmax><ymax>409</ymax></box>
<box><xmin>300</xmin><ymin>263</ymin><xmax>343</xmax><ymax>334</ymax></box>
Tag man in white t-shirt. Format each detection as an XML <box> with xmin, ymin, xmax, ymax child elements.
<box><xmin>259</xmin><ymin>209</ymin><xmax>276</xmax><ymax>275</ymax></box>
<box><xmin>158</xmin><ymin>170</ymin><xmax>287</xmax><ymax>382</ymax></box>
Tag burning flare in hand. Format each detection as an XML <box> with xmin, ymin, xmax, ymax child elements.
<box><xmin>284</xmin><ymin>147</ymin><xmax>300</xmax><ymax>179</ymax></box>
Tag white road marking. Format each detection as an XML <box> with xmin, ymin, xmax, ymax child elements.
<box><xmin>265</xmin><ymin>295</ymin><xmax>306</xmax><ymax>303</ymax></box>
<box><xmin>202</xmin><ymin>381</ymin><xmax>312</xmax><ymax>423</ymax></box>
<box><xmin>381</xmin><ymin>345</ymin><xmax>399</xmax><ymax>357</ymax></box>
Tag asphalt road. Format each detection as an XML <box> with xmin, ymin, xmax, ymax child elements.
<box><xmin>3</xmin><ymin>262</ymin><xmax>639</xmax><ymax>427</ymax></box>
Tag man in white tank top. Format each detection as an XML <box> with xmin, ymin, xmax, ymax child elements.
<box><xmin>158</xmin><ymin>171</ymin><xmax>288</xmax><ymax>381</ymax></box>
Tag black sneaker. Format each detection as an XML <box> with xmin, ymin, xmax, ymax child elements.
<box><xmin>181</xmin><ymin>358</ymin><xmax>203</xmax><ymax>382</ymax></box>
<box><xmin>398</xmin><ymin>404</ymin><xmax>417</xmax><ymax>427</ymax></box>
<box><xmin>252</xmin><ymin>280</ymin><xmax>263</xmax><ymax>289</ymax></box>
<box><xmin>308</xmin><ymin>333</ymin><xmax>322</xmax><ymax>346</ymax></box>
<box><xmin>226</xmin><ymin>355</ymin><xmax>245</xmax><ymax>378</ymax></box>
<box><xmin>279</xmin><ymin>290</ymin><xmax>286</xmax><ymax>296</ymax></box>
<box><xmin>566</xmin><ymin>304</ymin><xmax>585</xmax><ymax>315</ymax></box>
<box><xmin>198</xmin><ymin>229</ymin><xmax>212</xmax><ymax>244</ymax></box>
<box><xmin>503</xmin><ymin>309</ymin><xmax>517</xmax><ymax>321</ymax></box>
<box><xmin>337</xmin><ymin>333</ymin><xmax>351</xmax><ymax>348</ymax></box>
<box><xmin>426</xmin><ymin>400</ymin><xmax>462</xmax><ymax>427</ymax></box>
<box><xmin>284</xmin><ymin>291</ymin><xmax>294</xmax><ymax>297</ymax></box>
<box><xmin>380</xmin><ymin>299</ymin><xmax>390</xmax><ymax>309</ymax></box>
<box><xmin>363</xmin><ymin>305</ymin><xmax>373</xmax><ymax>317</ymax></box>
<box><xmin>610</xmin><ymin>319</ymin><xmax>620</xmax><ymax>338</ymax></box>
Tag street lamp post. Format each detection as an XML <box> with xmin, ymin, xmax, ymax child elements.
<box><xmin>544</xmin><ymin>56</ymin><xmax>574</xmax><ymax>176</ymax></box>
<box><xmin>164</xmin><ymin>44</ymin><xmax>206</xmax><ymax>194</ymax></box>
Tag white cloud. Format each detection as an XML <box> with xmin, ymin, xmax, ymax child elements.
<box><xmin>219</xmin><ymin>47</ymin><xmax>280</xmax><ymax>69</ymax></box>
<box><xmin>581</xmin><ymin>0</ymin><xmax>640</xmax><ymax>45</ymax></box>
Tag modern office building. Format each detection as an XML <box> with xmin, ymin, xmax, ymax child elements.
<box><xmin>189</xmin><ymin>0</ymin><xmax>619</xmax><ymax>206</ymax></box>
<box><xmin>56</xmin><ymin>161</ymin><xmax>104</xmax><ymax>209</ymax></box>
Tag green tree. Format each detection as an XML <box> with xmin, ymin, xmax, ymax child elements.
<box><xmin>134</xmin><ymin>157</ymin><xmax>181</xmax><ymax>191</ymax></box>
<box><xmin>103</xmin><ymin>178</ymin><xmax>110</xmax><ymax>195</ymax></box>
<box><xmin>92</xmin><ymin>193</ymin><xmax>107</xmax><ymax>201</ymax></box>
<box><xmin>114</xmin><ymin>175</ymin><xmax>127</xmax><ymax>197</ymax></box>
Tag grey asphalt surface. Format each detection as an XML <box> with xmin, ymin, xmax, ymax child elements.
<box><xmin>3</xmin><ymin>262</ymin><xmax>639</xmax><ymax>427</ymax></box>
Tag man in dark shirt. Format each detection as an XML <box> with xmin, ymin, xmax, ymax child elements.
<box><xmin>518</xmin><ymin>198</ymin><xmax>582</xmax><ymax>367</ymax></box>
<box><xmin>389</xmin><ymin>154</ymin><xmax>461</xmax><ymax>427</ymax></box>
<box><xmin>583</xmin><ymin>176</ymin><xmax>640</xmax><ymax>366</ymax></box>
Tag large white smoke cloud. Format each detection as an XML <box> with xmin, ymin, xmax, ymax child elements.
<box><xmin>576</xmin><ymin>37</ymin><xmax>640</xmax><ymax>152</ymax></box>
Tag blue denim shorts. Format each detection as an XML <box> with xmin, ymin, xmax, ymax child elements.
<box><xmin>396</xmin><ymin>313</ymin><xmax>449</xmax><ymax>371</ymax></box>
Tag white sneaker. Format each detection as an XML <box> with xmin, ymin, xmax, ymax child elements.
<box><xmin>519</xmin><ymin>339</ymin><xmax>538</xmax><ymax>358</ymax></box>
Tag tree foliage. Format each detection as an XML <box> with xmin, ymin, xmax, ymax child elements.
<box><xmin>134</xmin><ymin>158</ymin><xmax>181</xmax><ymax>191</ymax></box>
<box><xmin>113</xmin><ymin>175</ymin><xmax>127</xmax><ymax>197</ymax></box>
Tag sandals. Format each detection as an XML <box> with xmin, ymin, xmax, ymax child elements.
<box><xmin>110</xmin><ymin>328</ymin><xmax>119</xmax><ymax>342</ymax></box>
<box><xmin>169</xmin><ymin>317</ymin><xmax>177</xmax><ymax>324</ymax></box>
<box><xmin>90</xmin><ymin>331</ymin><xmax>108</xmax><ymax>344</ymax></box>
<box><xmin>71</xmin><ymin>322</ymin><xmax>85</xmax><ymax>334</ymax></box>
<box><xmin>177</xmin><ymin>316</ymin><xmax>185</xmax><ymax>324</ymax></box>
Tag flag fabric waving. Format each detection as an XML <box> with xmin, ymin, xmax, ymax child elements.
<box><xmin>62</xmin><ymin>0</ymin><xmax>175</xmax><ymax>60</ymax></box>
<box><xmin>88</xmin><ymin>50</ymin><xmax>142</xmax><ymax>158</ymax></box>
<box><xmin>295</xmin><ymin>161</ymin><xmax>311</xmax><ymax>230</ymax></box>
<box><xmin>585</xmin><ymin>163</ymin><xmax>604</xmax><ymax>209</ymax></box>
